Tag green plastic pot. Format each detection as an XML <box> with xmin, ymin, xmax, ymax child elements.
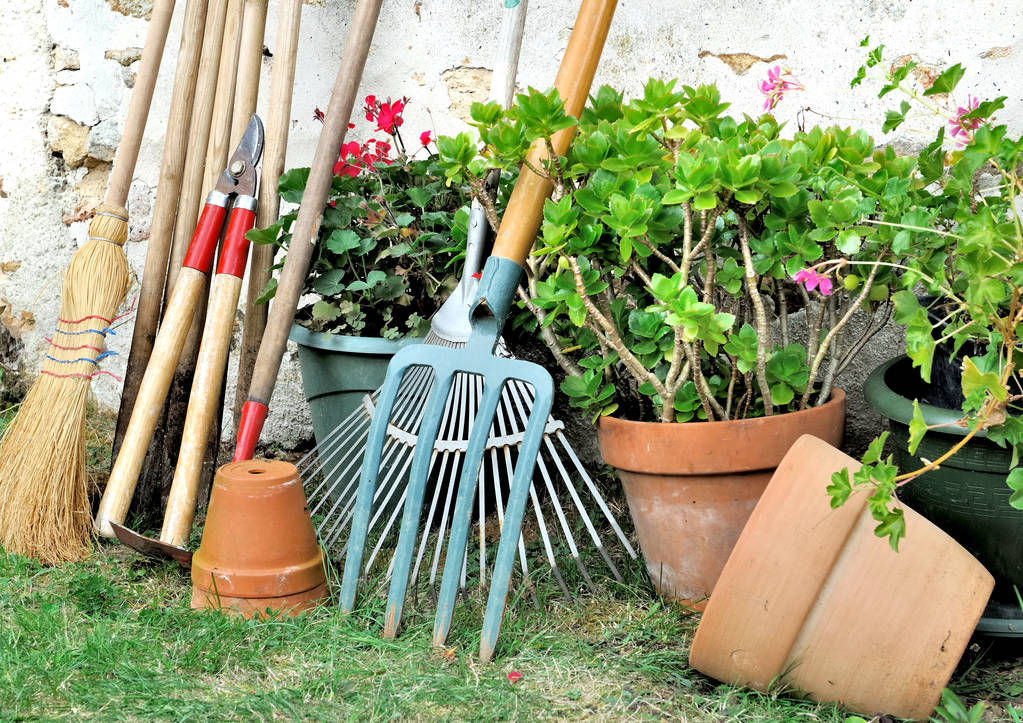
<box><xmin>289</xmin><ymin>325</ymin><xmax>422</xmax><ymax>448</ymax></box>
<box><xmin>865</xmin><ymin>355</ymin><xmax>1023</xmax><ymax>635</ymax></box>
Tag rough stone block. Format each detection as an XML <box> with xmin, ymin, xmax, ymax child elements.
<box><xmin>87</xmin><ymin>118</ymin><xmax>120</xmax><ymax>163</ymax></box>
<box><xmin>52</xmin><ymin>45</ymin><xmax>80</xmax><ymax>71</ymax></box>
<box><xmin>47</xmin><ymin>115</ymin><xmax>90</xmax><ymax>168</ymax></box>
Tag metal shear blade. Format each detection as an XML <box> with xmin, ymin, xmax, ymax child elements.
<box><xmin>215</xmin><ymin>114</ymin><xmax>264</xmax><ymax>197</ymax></box>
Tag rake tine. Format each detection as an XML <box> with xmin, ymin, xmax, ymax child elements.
<box><xmin>410</xmin><ymin>447</ymin><xmax>453</xmax><ymax>590</ymax></box>
<box><xmin>429</xmin><ymin>450</ymin><xmax>460</xmax><ymax>592</ymax></box>
<box><xmin>432</xmin><ymin>378</ymin><xmax>505</xmax><ymax>647</ymax></box>
<box><xmin>341</xmin><ymin>350</ymin><xmax>448</xmax><ymax>613</ymax></box>
<box><xmin>382</xmin><ymin>366</ymin><xmax>457</xmax><ymax>637</ymax></box>
<box><xmin>505</xmin><ymin>381</ymin><xmax>594</xmax><ymax>591</ymax></box>
<box><xmin>479</xmin><ymin>367</ymin><xmax>553</xmax><ymax>662</ymax></box>
<box><xmin>363</xmin><ymin>447</ymin><xmax>423</xmax><ymax>573</ymax></box>
<box><xmin>489</xmin><ymin>444</ymin><xmax>538</xmax><ymax>610</ymax></box>
<box><xmin>556</xmin><ymin>429</ymin><xmax>637</xmax><ymax>560</ymax></box>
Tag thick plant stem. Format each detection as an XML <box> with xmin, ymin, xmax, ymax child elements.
<box><xmin>801</xmin><ymin>261</ymin><xmax>879</xmax><ymax>409</ymax></box>
<box><xmin>736</xmin><ymin>214</ymin><xmax>773</xmax><ymax>416</ymax></box>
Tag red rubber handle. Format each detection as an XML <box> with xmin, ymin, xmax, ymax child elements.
<box><xmin>216</xmin><ymin>200</ymin><xmax>256</xmax><ymax>277</ymax></box>
<box><xmin>182</xmin><ymin>202</ymin><xmax>227</xmax><ymax>273</ymax></box>
<box><xmin>233</xmin><ymin>400</ymin><xmax>268</xmax><ymax>461</ymax></box>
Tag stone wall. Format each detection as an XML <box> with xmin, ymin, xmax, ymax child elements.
<box><xmin>1</xmin><ymin>0</ymin><xmax>1021</xmax><ymax>454</ymax></box>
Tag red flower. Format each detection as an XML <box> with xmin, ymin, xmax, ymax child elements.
<box><xmin>313</xmin><ymin>107</ymin><xmax>325</xmax><ymax>122</ymax></box>
<box><xmin>507</xmin><ymin>671</ymin><xmax>523</xmax><ymax>684</ymax></box>
<box><xmin>363</xmin><ymin>94</ymin><xmax>377</xmax><ymax>122</ymax></box>
<box><xmin>420</xmin><ymin>130</ymin><xmax>432</xmax><ymax>146</ymax></box>
<box><xmin>376</xmin><ymin>97</ymin><xmax>407</xmax><ymax>135</ymax></box>
<box><xmin>333</xmin><ymin>140</ymin><xmax>362</xmax><ymax>177</ymax></box>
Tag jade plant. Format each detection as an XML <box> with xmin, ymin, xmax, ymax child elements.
<box><xmin>250</xmin><ymin>96</ymin><xmax>472</xmax><ymax>339</ymax></box>
<box><xmin>816</xmin><ymin>40</ymin><xmax>1023</xmax><ymax>548</ymax></box>
<box><xmin>440</xmin><ymin>80</ymin><xmax>921</xmax><ymax>424</ymax></box>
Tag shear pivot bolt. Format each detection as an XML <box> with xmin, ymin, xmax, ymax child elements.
<box><xmin>230</xmin><ymin>160</ymin><xmax>246</xmax><ymax>176</ymax></box>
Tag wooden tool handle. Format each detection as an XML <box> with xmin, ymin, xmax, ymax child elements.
<box><xmin>161</xmin><ymin>273</ymin><xmax>244</xmax><ymax>546</ymax></box>
<box><xmin>234</xmin><ymin>0</ymin><xmax>303</xmax><ymax>422</ymax></box>
<box><xmin>105</xmin><ymin>0</ymin><xmax>177</xmax><ymax>206</ymax></box>
<box><xmin>490</xmin><ymin>0</ymin><xmax>616</xmax><ymax>266</ymax></box>
<box><xmin>244</xmin><ymin>0</ymin><xmax>382</xmax><ymax>413</ymax></box>
<box><xmin>114</xmin><ymin>0</ymin><xmax>210</xmax><ymax>456</ymax></box>
<box><xmin>95</xmin><ymin>268</ymin><xmax>207</xmax><ymax>537</ymax></box>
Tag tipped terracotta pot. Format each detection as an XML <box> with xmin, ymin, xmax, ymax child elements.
<box><xmin>689</xmin><ymin>435</ymin><xmax>993</xmax><ymax>720</ymax></box>
<box><xmin>597</xmin><ymin>389</ymin><xmax>845</xmax><ymax>608</ymax></box>
<box><xmin>191</xmin><ymin>459</ymin><xmax>328</xmax><ymax>618</ymax></box>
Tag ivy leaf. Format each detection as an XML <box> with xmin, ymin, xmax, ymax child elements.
<box><xmin>1007</xmin><ymin>468</ymin><xmax>1023</xmax><ymax>510</ymax></box>
<box><xmin>908</xmin><ymin>399</ymin><xmax>927</xmax><ymax>454</ymax></box>
<box><xmin>827</xmin><ymin>468</ymin><xmax>852</xmax><ymax>508</ymax></box>
<box><xmin>961</xmin><ymin>356</ymin><xmax>1007</xmax><ymax>403</ymax></box>
<box><xmin>862</xmin><ymin>431</ymin><xmax>889</xmax><ymax>465</ymax></box>
<box><xmin>881</xmin><ymin>100</ymin><xmax>912</xmax><ymax>133</ymax></box>
<box><xmin>923</xmin><ymin>63</ymin><xmax>965</xmax><ymax>96</ymax></box>
<box><xmin>874</xmin><ymin>507</ymin><xmax>906</xmax><ymax>551</ymax></box>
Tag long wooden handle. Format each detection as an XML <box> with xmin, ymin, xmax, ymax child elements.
<box><xmin>246</xmin><ymin>0</ymin><xmax>382</xmax><ymax>408</ymax></box>
<box><xmin>105</xmin><ymin>0</ymin><xmax>177</xmax><ymax>206</ymax></box>
<box><xmin>113</xmin><ymin>0</ymin><xmax>210</xmax><ymax>457</ymax></box>
<box><xmin>490</xmin><ymin>0</ymin><xmax>616</xmax><ymax>265</ymax></box>
<box><xmin>202</xmin><ymin>0</ymin><xmax>243</xmax><ymax>195</ymax></box>
<box><xmin>233</xmin><ymin>0</ymin><xmax>303</xmax><ymax>423</ymax></box>
<box><xmin>489</xmin><ymin>0</ymin><xmax>527</xmax><ymax>107</ymax></box>
<box><xmin>96</xmin><ymin>268</ymin><xmax>207</xmax><ymax>536</ymax></box>
<box><xmin>161</xmin><ymin>274</ymin><xmax>243</xmax><ymax>546</ymax></box>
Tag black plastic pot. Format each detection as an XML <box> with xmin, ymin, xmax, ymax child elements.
<box><xmin>865</xmin><ymin>355</ymin><xmax>1023</xmax><ymax>635</ymax></box>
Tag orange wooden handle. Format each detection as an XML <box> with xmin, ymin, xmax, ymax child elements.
<box><xmin>491</xmin><ymin>0</ymin><xmax>617</xmax><ymax>265</ymax></box>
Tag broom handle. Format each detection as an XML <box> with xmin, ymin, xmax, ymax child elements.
<box><xmin>113</xmin><ymin>0</ymin><xmax>209</xmax><ymax>457</ymax></box>
<box><xmin>233</xmin><ymin>0</ymin><xmax>303</xmax><ymax>426</ymax></box>
<box><xmin>234</xmin><ymin>0</ymin><xmax>382</xmax><ymax>460</ymax></box>
<box><xmin>490</xmin><ymin>0</ymin><xmax>616</xmax><ymax>267</ymax></box>
<box><xmin>105</xmin><ymin>0</ymin><xmax>177</xmax><ymax>206</ymax></box>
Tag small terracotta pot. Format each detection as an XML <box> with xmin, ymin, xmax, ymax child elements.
<box><xmin>689</xmin><ymin>435</ymin><xmax>993</xmax><ymax>720</ymax></box>
<box><xmin>191</xmin><ymin>459</ymin><xmax>328</xmax><ymax>618</ymax></box>
<box><xmin>597</xmin><ymin>389</ymin><xmax>845</xmax><ymax>607</ymax></box>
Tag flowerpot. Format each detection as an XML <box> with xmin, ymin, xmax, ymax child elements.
<box><xmin>865</xmin><ymin>354</ymin><xmax>1023</xmax><ymax>635</ymax></box>
<box><xmin>289</xmin><ymin>324</ymin><xmax>422</xmax><ymax>448</ymax></box>
<box><xmin>689</xmin><ymin>435</ymin><xmax>993</xmax><ymax>720</ymax></box>
<box><xmin>596</xmin><ymin>389</ymin><xmax>845</xmax><ymax>607</ymax></box>
<box><xmin>191</xmin><ymin>459</ymin><xmax>328</xmax><ymax>618</ymax></box>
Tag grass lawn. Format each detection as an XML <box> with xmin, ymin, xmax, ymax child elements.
<box><xmin>0</xmin><ymin>537</ymin><xmax>1021</xmax><ymax>722</ymax></box>
<box><xmin>0</xmin><ymin>404</ymin><xmax>1020</xmax><ymax>721</ymax></box>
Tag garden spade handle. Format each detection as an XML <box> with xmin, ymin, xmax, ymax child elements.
<box><xmin>234</xmin><ymin>0</ymin><xmax>383</xmax><ymax>460</ymax></box>
<box><xmin>490</xmin><ymin>0</ymin><xmax>616</xmax><ymax>267</ymax></box>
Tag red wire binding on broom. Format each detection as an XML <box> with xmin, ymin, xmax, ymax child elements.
<box><xmin>45</xmin><ymin>338</ymin><xmax>104</xmax><ymax>353</ymax></box>
<box><xmin>40</xmin><ymin>369</ymin><xmax>122</xmax><ymax>382</ymax></box>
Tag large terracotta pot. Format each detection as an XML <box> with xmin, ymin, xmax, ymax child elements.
<box><xmin>597</xmin><ymin>389</ymin><xmax>845</xmax><ymax>606</ymax></box>
<box><xmin>191</xmin><ymin>459</ymin><xmax>328</xmax><ymax>618</ymax></box>
<box><xmin>690</xmin><ymin>435</ymin><xmax>993</xmax><ymax>720</ymax></box>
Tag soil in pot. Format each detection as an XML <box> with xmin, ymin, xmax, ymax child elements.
<box><xmin>597</xmin><ymin>389</ymin><xmax>846</xmax><ymax>608</ymax></box>
<box><xmin>866</xmin><ymin>355</ymin><xmax>1023</xmax><ymax>635</ymax></box>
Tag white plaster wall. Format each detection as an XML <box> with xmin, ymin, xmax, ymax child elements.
<box><xmin>1</xmin><ymin>0</ymin><xmax>1021</xmax><ymax>450</ymax></box>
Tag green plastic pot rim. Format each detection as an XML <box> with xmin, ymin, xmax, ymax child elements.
<box><xmin>864</xmin><ymin>355</ymin><xmax>984</xmax><ymax>439</ymax></box>
<box><xmin>289</xmin><ymin>324</ymin><xmax>423</xmax><ymax>355</ymax></box>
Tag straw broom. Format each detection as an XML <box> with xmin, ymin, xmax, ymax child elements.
<box><xmin>0</xmin><ymin>0</ymin><xmax>176</xmax><ymax>564</ymax></box>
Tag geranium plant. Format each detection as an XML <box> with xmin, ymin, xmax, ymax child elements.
<box><xmin>250</xmin><ymin>96</ymin><xmax>473</xmax><ymax>339</ymax></box>
<box><xmin>820</xmin><ymin>40</ymin><xmax>1023</xmax><ymax>548</ymax></box>
<box><xmin>441</xmin><ymin>80</ymin><xmax>920</xmax><ymax>425</ymax></box>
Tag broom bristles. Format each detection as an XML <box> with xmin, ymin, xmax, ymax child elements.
<box><xmin>0</xmin><ymin>203</ymin><xmax>131</xmax><ymax>564</ymax></box>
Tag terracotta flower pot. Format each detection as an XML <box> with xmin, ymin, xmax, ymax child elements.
<box><xmin>689</xmin><ymin>435</ymin><xmax>993</xmax><ymax>720</ymax></box>
<box><xmin>597</xmin><ymin>389</ymin><xmax>845</xmax><ymax>607</ymax></box>
<box><xmin>191</xmin><ymin>459</ymin><xmax>328</xmax><ymax>618</ymax></box>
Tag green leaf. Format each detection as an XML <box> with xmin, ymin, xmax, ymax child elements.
<box><xmin>324</xmin><ymin>229</ymin><xmax>361</xmax><ymax>254</ymax></box>
<box><xmin>874</xmin><ymin>507</ymin><xmax>905</xmax><ymax>551</ymax></box>
<box><xmin>733</xmin><ymin>189</ymin><xmax>761</xmax><ymax>205</ymax></box>
<box><xmin>862</xmin><ymin>431</ymin><xmax>889</xmax><ymax>465</ymax></box>
<box><xmin>1008</xmin><ymin>468</ymin><xmax>1023</xmax><ymax>510</ymax></box>
<box><xmin>908</xmin><ymin>400</ymin><xmax>927</xmax><ymax>454</ymax></box>
<box><xmin>881</xmin><ymin>100</ymin><xmax>911</xmax><ymax>133</ymax></box>
<box><xmin>961</xmin><ymin>356</ymin><xmax>1007</xmax><ymax>402</ymax></box>
<box><xmin>827</xmin><ymin>468</ymin><xmax>852</xmax><ymax>508</ymax></box>
<box><xmin>769</xmin><ymin>382</ymin><xmax>794</xmax><ymax>406</ymax></box>
<box><xmin>923</xmin><ymin>63</ymin><xmax>965</xmax><ymax>96</ymax></box>
<box><xmin>661</xmin><ymin>189</ymin><xmax>689</xmax><ymax>205</ymax></box>
<box><xmin>692</xmin><ymin>192</ymin><xmax>717</xmax><ymax>211</ymax></box>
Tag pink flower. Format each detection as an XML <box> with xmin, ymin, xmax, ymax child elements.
<box><xmin>793</xmin><ymin>269</ymin><xmax>833</xmax><ymax>296</ymax></box>
<box><xmin>420</xmin><ymin>130</ymin><xmax>432</xmax><ymax>146</ymax></box>
<box><xmin>948</xmin><ymin>95</ymin><xmax>985</xmax><ymax>146</ymax></box>
<box><xmin>507</xmin><ymin>671</ymin><xmax>523</xmax><ymax>684</ymax></box>
<box><xmin>759</xmin><ymin>65</ymin><xmax>805</xmax><ymax>112</ymax></box>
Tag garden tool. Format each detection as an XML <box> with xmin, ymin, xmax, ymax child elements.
<box><xmin>233</xmin><ymin>0</ymin><xmax>383</xmax><ymax>460</ymax></box>
<box><xmin>340</xmin><ymin>0</ymin><xmax>618</xmax><ymax>663</ymax></box>
<box><xmin>113</xmin><ymin>0</ymin><xmax>209</xmax><ymax>460</ymax></box>
<box><xmin>299</xmin><ymin>0</ymin><xmax>633</xmax><ymax>606</ymax></box>
<box><xmin>95</xmin><ymin>115</ymin><xmax>265</xmax><ymax>541</ymax></box>
<box><xmin>0</xmin><ymin>0</ymin><xmax>177</xmax><ymax>564</ymax></box>
<box><xmin>234</xmin><ymin>0</ymin><xmax>304</xmax><ymax>427</ymax></box>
